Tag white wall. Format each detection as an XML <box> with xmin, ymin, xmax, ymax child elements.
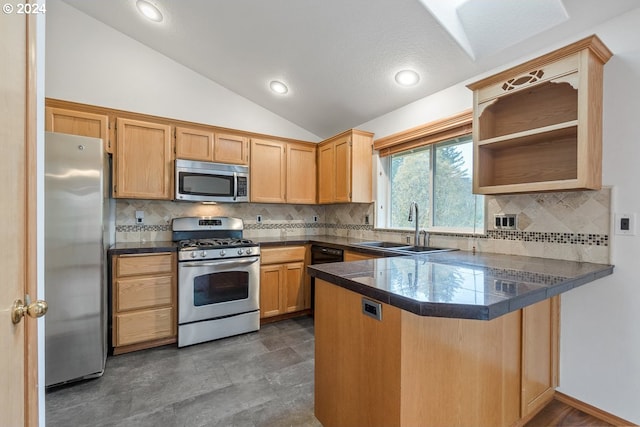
<box><xmin>359</xmin><ymin>8</ymin><xmax>640</xmax><ymax>424</ymax></box>
<box><xmin>45</xmin><ymin>0</ymin><xmax>320</xmax><ymax>142</ymax></box>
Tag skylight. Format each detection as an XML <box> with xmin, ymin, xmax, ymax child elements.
<box><xmin>418</xmin><ymin>0</ymin><xmax>569</xmax><ymax>60</ymax></box>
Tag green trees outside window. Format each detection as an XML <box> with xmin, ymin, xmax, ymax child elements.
<box><xmin>388</xmin><ymin>135</ymin><xmax>484</xmax><ymax>232</ymax></box>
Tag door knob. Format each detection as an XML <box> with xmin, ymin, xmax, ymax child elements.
<box><xmin>12</xmin><ymin>298</ymin><xmax>48</xmax><ymax>324</ymax></box>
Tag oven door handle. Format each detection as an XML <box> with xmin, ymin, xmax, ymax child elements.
<box><xmin>180</xmin><ymin>257</ymin><xmax>260</xmax><ymax>268</ymax></box>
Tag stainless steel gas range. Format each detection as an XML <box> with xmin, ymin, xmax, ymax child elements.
<box><xmin>172</xmin><ymin>216</ymin><xmax>260</xmax><ymax>347</ymax></box>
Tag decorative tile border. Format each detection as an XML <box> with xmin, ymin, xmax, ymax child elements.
<box><xmin>116</xmin><ymin>224</ymin><xmax>171</xmax><ymax>232</ymax></box>
<box><xmin>118</xmin><ymin>222</ymin><xmax>609</xmax><ymax>247</ymax></box>
<box><xmin>485</xmin><ymin>230</ymin><xmax>609</xmax><ymax>246</ymax></box>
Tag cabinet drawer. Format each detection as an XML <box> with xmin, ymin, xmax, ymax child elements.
<box><xmin>116</xmin><ymin>253</ymin><xmax>174</xmax><ymax>277</ymax></box>
<box><xmin>114</xmin><ymin>307</ymin><xmax>175</xmax><ymax>346</ymax></box>
<box><xmin>261</xmin><ymin>246</ymin><xmax>306</xmax><ymax>264</ymax></box>
<box><xmin>477</xmin><ymin>53</ymin><xmax>579</xmax><ymax>103</ymax></box>
<box><xmin>115</xmin><ymin>275</ymin><xmax>173</xmax><ymax>312</ymax></box>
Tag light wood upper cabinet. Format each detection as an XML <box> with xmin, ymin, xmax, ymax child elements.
<box><xmin>175</xmin><ymin>126</ymin><xmax>215</xmax><ymax>161</ymax></box>
<box><xmin>251</xmin><ymin>138</ymin><xmax>317</xmax><ymax>204</ymax></box>
<box><xmin>317</xmin><ymin>129</ymin><xmax>373</xmax><ymax>204</ymax></box>
<box><xmin>467</xmin><ymin>35</ymin><xmax>612</xmax><ymax>194</ymax></box>
<box><xmin>175</xmin><ymin>127</ymin><xmax>249</xmax><ymax>165</ymax></box>
<box><xmin>287</xmin><ymin>142</ymin><xmax>316</xmax><ymax>204</ymax></box>
<box><xmin>115</xmin><ymin>118</ymin><xmax>173</xmax><ymax>199</ymax></box>
<box><xmin>215</xmin><ymin>133</ymin><xmax>249</xmax><ymax>165</ymax></box>
<box><xmin>317</xmin><ymin>142</ymin><xmax>334</xmax><ymax>203</ymax></box>
<box><xmin>250</xmin><ymin>138</ymin><xmax>286</xmax><ymax>203</ymax></box>
<box><xmin>45</xmin><ymin>106</ymin><xmax>112</xmax><ymax>153</ymax></box>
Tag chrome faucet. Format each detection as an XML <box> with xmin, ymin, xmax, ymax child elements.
<box><xmin>408</xmin><ymin>201</ymin><xmax>419</xmax><ymax>246</ymax></box>
<box><xmin>419</xmin><ymin>229</ymin><xmax>430</xmax><ymax>247</ymax></box>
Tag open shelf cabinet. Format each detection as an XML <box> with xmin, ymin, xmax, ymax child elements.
<box><xmin>468</xmin><ymin>35</ymin><xmax>612</xmax><ymax>194</ymax></box>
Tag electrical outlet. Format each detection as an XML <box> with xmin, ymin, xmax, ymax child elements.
<box><xmin>256</xmin><ymin>215</ymin><xmax>262</xmax><ymax>223</ymax></box>
<box><xmin>313</xmin><ymin>215</ymin><xmax>318</xmax><ymax>222</ymax></box>
<box><xmin>494</xmin><ymin>214</ymin><xmax>516</xmax><ymax>230</ymax></box>
<box><xmin>615</xmin><ymin>213</ymin><xmax>635</xmax><ymax>235</ymax></box>
<box><xmin>364</xmin><ymin>214</ymin><xmax>370</xmax><ymax>225</ymax></box>
<box><xmin>135</xmin><ymin>210</ymin><xmax>144</xmax><ymax>224</ymax></box>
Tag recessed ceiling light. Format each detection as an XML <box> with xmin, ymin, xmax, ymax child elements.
<box><xmin>269</xmin><ymin>80</ymin><xmax>289</xmax><ymax>95</ymax></box>
<box><xmin>395</xmin><ymin>69</ymin><xmax>420</xmax><ymax>87</ymax></box>
<box><xmin>136</xmin><ymin>0</ymin><xmax>163</xmax><ymax>22</ymax></box>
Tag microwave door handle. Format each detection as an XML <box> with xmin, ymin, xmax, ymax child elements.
<box><xmin>233</xmin><ymin>172</ymin><xmax>238</xmax><ymax>201</ymax></box>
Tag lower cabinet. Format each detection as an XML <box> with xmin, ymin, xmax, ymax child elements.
<box><xmin>260</xmin><ymin>246</ymin><xmax>307</xmax><ymax>319</ymax></box>
<box><xmin>111</xmin><ymin>252</ymin><xmax>177</xmax><ymax>354</ymax></box>
<box><xmin>343</xmin><ymin>250</ymin><xmax>381</xmax><ymax>261</ymax></box>
<box><xmin>314</xmin><ymin>279</ymin><xmax>559</xmax><ymax>427</ymax></box>
<box><xmin>521</xmin><ymin>296</ymin><xmax>560</xmax><ymax>417</ymax></box>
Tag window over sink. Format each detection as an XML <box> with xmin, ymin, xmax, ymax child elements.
<box><xmin>374</xmin><ymin>111</ymin><xmax>484</xmax><ymax>234</ymax></box>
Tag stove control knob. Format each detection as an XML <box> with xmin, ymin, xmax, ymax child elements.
<box><xmin>237</xmin><ymin>248</ymin><xmax>244</xmax><ymax>255</ymax></box>
<box><xmin>190</xmin><ymin>251</ymin><xmax>197</xmax><ymax>259</ymax></box>
<box><xmin>220</xmin><ymin>250</ymin><xmax>226</xmax><ymax>257</ymax></box>
<box><xmin>200</xmin><ymin>251</ymin><xmax>207</xmax><ymax>258</ymax></box>
<box><xmin>246</xmin><ymin>248</ymin><xmax>253</xmax><ymax>255</ymax></box>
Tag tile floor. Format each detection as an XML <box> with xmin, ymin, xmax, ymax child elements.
<box><xmin>46</xmin><ymin>316</ymin><xmax>321</xmax><ymax>427</ymax></box>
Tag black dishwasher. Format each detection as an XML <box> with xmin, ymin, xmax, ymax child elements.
<box><xmin>310</xmin><ymin>245</ymin><xmax>344</xmax><ymax>313</ymax></box>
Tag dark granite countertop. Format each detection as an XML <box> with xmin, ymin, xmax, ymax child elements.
<box><xmin>109</xmin><ymin>241</ymin><xmax>177</xmax><ymax>255</ymax></box>
<box><xmin>108</xmin><ymin>235</ymin><xmax>613</xmax><ymax>321</ymax></box>
<box><xmin>307</xmin><ymin>250</ymin><xmax>613</xmax><ymax>320</ymax></box>
<box><xmin>255</xmin><ymin>234</ymin><xmax>408</xmax><ymax>257</ymax></box>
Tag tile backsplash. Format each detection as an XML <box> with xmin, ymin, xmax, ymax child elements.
<box><xmin>115</xmin><ymin>187</ymin><xmax>611</xmax><ymax>264</ymax></box>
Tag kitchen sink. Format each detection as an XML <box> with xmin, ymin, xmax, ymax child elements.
<box><xmin>354</xmin><ymin>241</ymin><xmax>455</xmax><ymax>254</ymax></box>
<box><xmin>355</xmin><ymin>241</ymin><xmax>412</xmax><ymax>248</ymax></box>
<box><xmin>391</xmin><ymin>246</ymin><xmax>454</xmax><ymax>254</ymax></box>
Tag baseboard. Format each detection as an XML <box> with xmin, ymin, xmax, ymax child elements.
<box><xmin>260</xmin><ymin>309</ymin><xmax>312</xmax><ymax>325</ymax></box>
<box><xmin>554</xmin><ymin>391</ymin><xmax>637</xmax><ymax>426</ymax></box>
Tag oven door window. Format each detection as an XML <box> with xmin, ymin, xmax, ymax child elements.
<box><xmin>193</xmin><ymin>271</ymin><xmax>249</xmax><ymax>305</ymax></box>
<box><xmin>179</xmin><ymin>172</ymin><xmax>233</xmax><ymax>197</ymax></box>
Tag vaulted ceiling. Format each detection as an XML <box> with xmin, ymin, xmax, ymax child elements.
<box><xmin>61</xmin><ymin>0</ymin><xmax>639</xmax><ymax>138</ymax></box>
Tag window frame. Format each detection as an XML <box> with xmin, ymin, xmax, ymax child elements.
<box><xmin>373</xmin><ymin>110</ymin><xmax>485</xmax><ymax>235</ymax></box>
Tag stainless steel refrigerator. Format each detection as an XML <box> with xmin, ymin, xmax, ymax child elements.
<box><xmin>45</xmin><ymin>131</ymin><xmax>112</xmax><ymax>387</ymax></box>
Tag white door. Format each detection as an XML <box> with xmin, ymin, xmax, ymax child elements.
<box><xmin>0</xmin><ymin>12</ymin><xmax>41</xmax><ymax>426</ymax></box>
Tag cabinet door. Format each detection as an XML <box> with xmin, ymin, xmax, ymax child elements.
<box><xmin>287</xmin><ymin>142</ymin><xmax>316</xmax><ymax>204</ymax></box>
<box><xmin>115</xmin><ymin>307</ymin><xmax>175</xmax><ymax>347</ymax></box>
<box><xmin>521</xmin><ymin>296</ymin><xmax>559</xmax><ymax>417</ymax></box>
<box><xmin>215</xmin><ymin>133</ymin><xmax>249</xmax><ymax>165</ymax></box>
<box><xmin>115</xmin><ymin>118</ymin><xmax>173</xmax><ymax>199</ymax></box>
<box><xmin>260</xmin><ymin>264</ymin><xmax>283</xmax><ymax>318</ymax></box>
<box><xmin>45</xmin><ymin>106</ymin><xmax>112</xmax><ymax>153</ymax></box>
<box><xmin>115</xmin><ymin>275</ymin><xmax>173</xmax><ymax>312</ymax></box>
<box><xmin>175</xmin><ymin>126</ymin><xmax>214</xmax><ymax>161</ymax></box>
<box><xmin>317</xmin><ymin>142</ymin><xmax>334</xmax><ymax>203</ymax></box>
<box><xmin>344</xmin><ymin>250</ymin><xmax>379</xmax><ymax>261</ymax></box>
<box><xmin>334</xmin><ymin>136</ymin><xmax>352</xmax><ymax>202</ymax></box>
<box><xmin>250</xmin><ymin>138</ymin><xmax>286</xmax><ymax>203</ymax></box>
<box><xmin>116</xmin><ymin>253</ymin><xmax>174</xmax><ymax>277</ymax></box>
<box><xmin>284</xmin><ymin>261</ymin><xmax>305</xmax><ymax>313</ymax></box>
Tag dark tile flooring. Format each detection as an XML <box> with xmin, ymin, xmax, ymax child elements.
<box><xmin>46</xmin><ymin>316</ymin><xmax>321</xmax><ymax>427</ymax></box>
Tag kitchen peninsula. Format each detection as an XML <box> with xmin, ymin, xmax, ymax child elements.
<box><xmin>307</xmin><ymin>251</ymin><xmax>613</xmax><ymax>427</ymax></box>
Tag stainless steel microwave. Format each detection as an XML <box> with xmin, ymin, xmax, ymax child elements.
<box><xmin>175</xmin><ymin>159</ymin><xmax>249</xmax><ymax>202</ymax></box>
